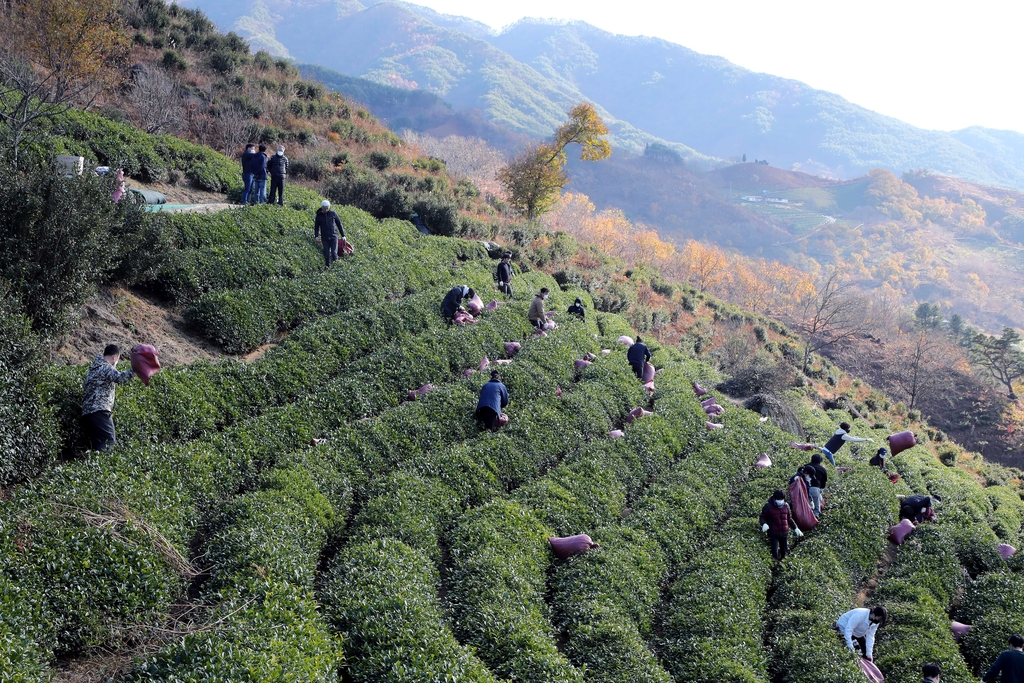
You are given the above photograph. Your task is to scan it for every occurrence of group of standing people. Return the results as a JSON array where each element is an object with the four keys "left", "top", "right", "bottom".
[{"left": 240, "top": 143, "right": 290, "bottom": 206}]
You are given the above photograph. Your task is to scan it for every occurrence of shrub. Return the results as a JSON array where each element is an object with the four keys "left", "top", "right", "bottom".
[
  {"left": 161, "top": 49, "right": 187, "bottom": 71},
  {"left": 321, "top": 539, "right": 497, "bottom": 682}
]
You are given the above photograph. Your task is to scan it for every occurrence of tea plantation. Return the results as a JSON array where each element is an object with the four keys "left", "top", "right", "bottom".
[{"left": 1, "top": 201, "right": 1023, "bottom": 683}]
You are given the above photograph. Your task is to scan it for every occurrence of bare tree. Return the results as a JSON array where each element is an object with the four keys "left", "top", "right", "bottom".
[
  {"left": 971, "top": 327, "right": 1024, "bottom": 400},
  {"left": 127, "top": 64, "right": 184, "bottom": 135},
  {"left": 786, "top": 271, "right": 872, "bottom": 374},
  {"left": 0, "top": 0, "right": 130, "bottom": 166},
  {"left": 405, "top": 132, "right": 506, "bottom": 193},
  {"left": 884, "top": 330, "right": 961, "bottom": 410},
  {"left": 214, "top": 104, "right": 260, "bottom": 157}
]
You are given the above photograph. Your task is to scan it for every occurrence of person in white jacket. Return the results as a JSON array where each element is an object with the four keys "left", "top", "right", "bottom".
[{"left": 836, "top": 606, "right": 887, "bottom": 661}]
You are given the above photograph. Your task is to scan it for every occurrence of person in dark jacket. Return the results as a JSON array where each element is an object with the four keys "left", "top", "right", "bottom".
[
  {"left": 267, "top": 144, "right": 289, "bottom": 206},
  {"left": 313, "top": 200, "right": 345, "bottom": 267},
  {"left": 818, "top": 421, "right": 873, "bottom": 466},
  {"left": 441, "top": 285, "right": 474, "bottom": 321},
  {"left": 869, "top": 447, "right": 888, "bottom": 470},
  {"left": 240, "top": 143, "right": 256, "bottom": 204},
  {"left": 983, "top": 634, "right": 1024, "bottom": 682},
  {"left": 496, "top": 252, "right": 514, "bottom": 297},
  {"left": 760, "top": 489, "right": 802, "bottom": 560},
  {"left": 805, "top": 453, "right": 828, "bottom": 516},
  {"left": 476, "top": 370, "right": 509, "bottom": 431},
  {"left": 251, "top": 144, "right": 269, "bottom": 204},
  {"left": 81, "top": 344, "right": 136, "bottom": 451},
  {"left": 410, "top": 212, "right": 430, "bottom": 235},
  {"left": 899, "top": 494, "right": 934, "bottom": 523},
  {"left": 567, "top": 298, "right": 585, "bottom": 319},
  {"left": 922, "top": 662, "right": 941, "bottom": 683},
  {"left": 627, "top": 336, "right": 651, "bottom": 379}
]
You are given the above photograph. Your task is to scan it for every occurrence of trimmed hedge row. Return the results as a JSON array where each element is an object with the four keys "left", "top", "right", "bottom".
[
  {"left": 661, "top": 518, "right": 773, "bottom": 683},
  {"left": 957, "top": 573, "right": 1024, "bottom": 675},
  {"left": 446, "top": 499, "right": 585, "bottom": 683},
  {"left": 321, "top": 539, "right": 497, "bottom": 683},
  {"left": 0, "top": 442, "right": 231, "bottom": 660},
  {"left": 550, "top": 525, "right": 671, "bottom": 683},
  {"left": 870, "top": 440, "right": 1011, "bottom": 683},
  {"left": 45, "top": 106, "right": 240, "bottom": 192},
  {"left": 765, "top": 465, "right": 897, "bottom": 683}
]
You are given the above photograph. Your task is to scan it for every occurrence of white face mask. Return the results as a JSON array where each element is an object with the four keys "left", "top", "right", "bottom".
[
  {"left": 543, "top": 294, "right": 549, "bottom": 300},
  {"left": 774, "top": 499, "right": 784, "bottom": 507},
  {"left": 277, "top": 151, "right": 283, "bottom": 155}
]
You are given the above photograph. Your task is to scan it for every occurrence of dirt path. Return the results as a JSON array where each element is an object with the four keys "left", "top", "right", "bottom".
[{"left": 855, "top": 543, "right": 898, "bottom": 607}]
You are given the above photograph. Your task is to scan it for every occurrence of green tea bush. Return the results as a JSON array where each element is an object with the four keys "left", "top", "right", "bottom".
[
  {"left": 446, "top": 499, "right": 584, "bottom": 683},
  {"left": 133, "top": 580, "right": 342, "bottom": 683},
  {"left": 550, "top": 525, "right": 671, "bottom": 683},
  {"left": 321, "top": 539, "right": 497, "bottom": 683},
  {"left": 662, "top": 518, "right": 772, "bottom": 683}
]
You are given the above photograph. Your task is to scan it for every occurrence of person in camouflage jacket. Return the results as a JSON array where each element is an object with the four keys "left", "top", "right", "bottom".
[{"left": 81, "top": 343, "right": 135, "bottom": 451}]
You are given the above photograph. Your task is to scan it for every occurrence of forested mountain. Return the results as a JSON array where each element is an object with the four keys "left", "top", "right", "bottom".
[{"left": 189, "top": 0, "right": 1024, "bottom": 190}]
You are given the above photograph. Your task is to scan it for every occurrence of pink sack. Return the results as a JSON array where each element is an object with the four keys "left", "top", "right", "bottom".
[
  {"left": 479, "top": 357, "right": 490, "bottom": 371},
  {"left": 453, "top": 311, "right": 477, "bottom": 325},
  {"left": 548, "top": 534, "right": 600, "bottom": 560},
  {"left": 788, "top": 477, "right": 818, "bottom": 532},
  {"left": 887, "top": 430, "right": 916, "bottom": 456},
  {"left": 618, "top": 336, "right": 634, "bottom": 346},
  {"left": 625, "top": 406, "right": 652, "bottom": 424},
  {"left": 889, "top": 519, "right": 916, "bottom": 545},
  {"left": 693, "top": 382, "right": 709, "bottom": 396},
  {"left": 601, "top": 349, "right": 611, "bottom": 355},
  {"left": 463, "top": 368, "right": 476, "bottom": 378},
  {"left": 608, "top": 429, "right": 624, "bottom": 439},
  {"left": 340, "top": 237, "right": 354, "bottom": 255},
  {"left": 789, "top": 442, "right": 817, "bottom": 452},
  {"left": 406, "top": 383, "right": 433, "bottom": 401},
  {"left": 575, "top": 359, "right": 592, "bottom": 370},
  {"left": 544, "top": 320, "right": 558, "bottom": 330},
  {"left": 756, "top": 453, "right": 772, "bottom": 468},
  {"left": 585, "top": 352, "right": 597, "bottom": 361},
  {"left": 700, "top": 397, "right": 718, "bottom": 407},
  {"left": 111, "top": 169, "right": 126, "bottom": 202},
  {"left": 643, "top": 381, "right": 655, "bottom": 393},
  {"left": 533, "top": 330, "right": 548, "bottom": 338},
  {"left": 556, "top": 387, "right": 563, "bottom": 397},
  {"left": 130, "top": 345, "right": 161, "bottom": 386},
  {"left": 705, "top": 405, "right": 724, "bottom": 416},
  {"left": 951, "top": 621, "right": 972, "bottom": 642},
  {"left": 706, "top": 421, "right": 724, "bottom": 430},
  {"left": 998, "top": 543, "right": 1017, "bottom": 560},
  {"left": 642, "top": 362, "right": 656, "bottom": 383},
  {"left": 504, "top": 342, "right": 521, "bottom": 356},
  {"left": 857, "top": 658, "right": 884, "bottom": 683},
  {"left": 923, "top": 508, "right": 936, "bottom": 522},
  {"left": 889, "top": 473, "right": 900, "bottom": 483},
  {"left": 466, "top": 294, "right": 484, "bottom": 315},
  {"left": 486, "top": 300, "right": 504, "bottom": 311},
  {"left": 497, "top": 413, "right": 509, "bottom": 428}
]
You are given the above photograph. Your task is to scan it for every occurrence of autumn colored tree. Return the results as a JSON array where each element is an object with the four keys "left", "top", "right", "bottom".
[
  {"left": 0, "top": 0, "right": 130, "bottom": 165},
  {"left": 971, "top": 327, "right": 1024, "bottom": 400},
  {"left": 499, "top": 103, "right": 610, "bottom": 219},
  {"left": 680, "top": 240, "right": 729, "bottom": 293}
]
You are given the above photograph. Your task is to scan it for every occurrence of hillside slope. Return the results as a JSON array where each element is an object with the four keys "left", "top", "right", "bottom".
[
  {"left": 3, "top": 194, "right": 1023, "bottom": 683},
  {"left": 193, "top": 0, "right": 1024, "bottom": 189}
]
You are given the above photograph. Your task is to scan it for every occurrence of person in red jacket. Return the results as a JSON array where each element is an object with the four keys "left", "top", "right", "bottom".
[{"left": 759, "top": 489, "right": 803, "bottom": 560}]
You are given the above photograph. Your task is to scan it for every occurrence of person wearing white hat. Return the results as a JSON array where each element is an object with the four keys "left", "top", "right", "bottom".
[{"left": 314, "top": 200, "right": 345, "bottom": 267}]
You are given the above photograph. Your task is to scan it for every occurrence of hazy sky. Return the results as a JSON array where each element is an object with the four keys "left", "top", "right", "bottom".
[{"left": 408, "top": 0, "right": 1024, "bottom": 134}]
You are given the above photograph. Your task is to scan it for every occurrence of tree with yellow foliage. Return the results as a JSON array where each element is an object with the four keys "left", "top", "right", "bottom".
[
  {"left": 0, "top": 0, "right": 130, "bottom": 165},
  {"left": 680, "top": 240, "right": 729, "bottom": 293},
  {"left": 499, "top": 103, "right": 611, "bottom": 220}
]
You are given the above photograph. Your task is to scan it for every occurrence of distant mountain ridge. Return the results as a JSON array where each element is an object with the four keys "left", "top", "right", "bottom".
[{"left": 187, "top": 0, "right": 1024, "bottom": 189}]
